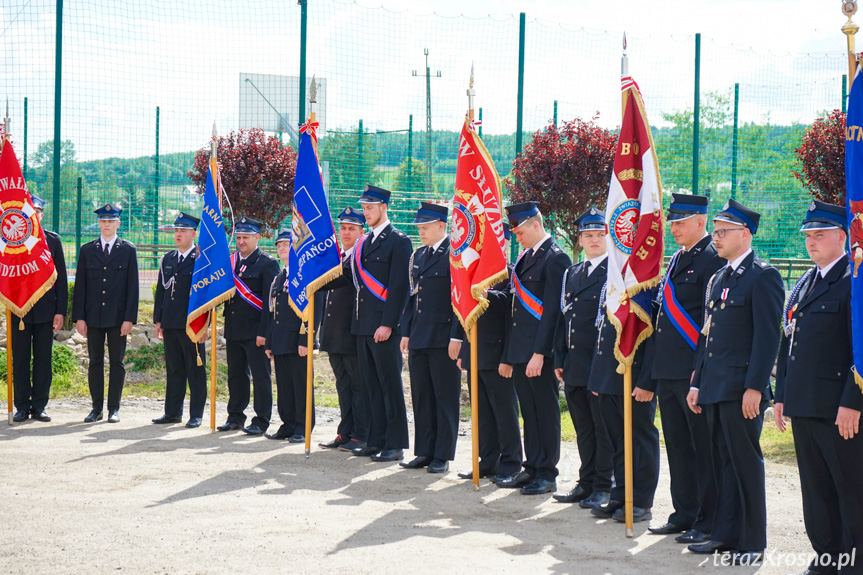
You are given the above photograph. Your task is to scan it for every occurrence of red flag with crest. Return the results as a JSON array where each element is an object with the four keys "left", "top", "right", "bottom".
[
  {"left": 449, "top": 115, "right": 508, "bottom": 331},
  {"left": 0, "top": 138, "right": 57, "bottom": 320}
]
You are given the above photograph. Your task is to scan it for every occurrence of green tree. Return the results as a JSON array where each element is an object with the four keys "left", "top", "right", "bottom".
[
  {"left": 318, "top": 127, "right": 381, "bottom": 195},
  {"left": 393, "top": 157, "right": 432, "bottom": 196},
  {"left": 31, "top": 139, "right": 76, "bottom": 169}
]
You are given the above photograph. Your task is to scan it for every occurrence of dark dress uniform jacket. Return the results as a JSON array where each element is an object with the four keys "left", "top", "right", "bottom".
[
  {"left": 504, "top": 237, "right": 571, "bottom": 364},
  {"left": 651, "top": 236, "right": 725, "bottom": 381},
  {"left": 266, "top": 269, "right": 304, "bottom": 356},
  {"left": 72, "top": 237, "right": 139, "bottom": 327},
  {"left": 691, "top": 252, "right": 784, "bottom": 404},
  {"left": 401, "top": 239, "right": 460, "bottom": 348},
  {"left": 554, "top": 257, "right": 607, "bottom": 388},
  {"left": 24, "top": 231, "right": 67, "bottom": 324},
  {"left": 223, "top": 248, "right": 279, "bottom": 341},
  {"left": 320, "top": 254, "right": 357, "bottom": 356},
  {"left": 153, "top": 249, "right": 197, "bottom": 330},
  {"left": 776, "top": 258, "right": 863, "bottom": 418},
  {"left": 351, "top": 224, "right": 412, "bottom": 336},
  {"left": 458, "top": 269, "right": 513, "bottom": 370}
]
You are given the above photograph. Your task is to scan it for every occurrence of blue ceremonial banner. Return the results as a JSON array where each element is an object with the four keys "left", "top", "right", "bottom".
[
  {"left": 846, "top": 66, "right": 863, "bottom": 391},
  {"left": 288, "top": 131, "right": 341, "bottom": 321},
  {"left": 186, "top": 160, "right": 236, "bottom": 342}
]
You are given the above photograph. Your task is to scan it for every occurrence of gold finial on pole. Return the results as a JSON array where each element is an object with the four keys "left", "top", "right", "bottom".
[
  {"left": 309, "top": 75, "right": 317, "bottom": 123},
  {"left": 843, "top": 1, "right": 860, "bottom": 89},
  {"left": 210, "top": 122, "right": 218, "bottom": 160},
  {"left": 3, "top": 98, "right": 9, "bottom": 139}
]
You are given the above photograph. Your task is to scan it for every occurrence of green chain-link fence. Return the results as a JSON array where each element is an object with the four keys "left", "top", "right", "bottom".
[{"left": 0, "top": 0, "right": 847, "bottom": 280}]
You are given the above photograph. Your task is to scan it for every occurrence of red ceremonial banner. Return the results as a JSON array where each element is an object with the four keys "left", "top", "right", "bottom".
[
  {"left": 0, "top": 138, "right": 58, "bottom": 318},
  {"left": 449, "top": 115, "right": 508, "bottom": 331}
]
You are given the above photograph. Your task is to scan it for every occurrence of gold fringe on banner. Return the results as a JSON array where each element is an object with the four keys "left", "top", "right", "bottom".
[
  {"left": 287, "top": 263, "right": 343, "bottom": 323},
  {"left": 185, "top": 287, "right": 236, "bottom": 342}
]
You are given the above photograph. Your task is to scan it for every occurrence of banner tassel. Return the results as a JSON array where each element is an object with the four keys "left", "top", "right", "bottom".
[{"left": 18, "top": 318, "right": 23, "bottom": 331}]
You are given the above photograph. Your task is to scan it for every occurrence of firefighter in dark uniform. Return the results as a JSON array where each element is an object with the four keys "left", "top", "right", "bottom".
[
  {"left": 218, "top": 217, "right": 280, "bottom": 435},
  {"left": 686, "top": 199, "right": 784, "bottom": 565},
  {"left": 152, "top": 212, "right": 206, "bottom": 428},
  {"left": 318, "top": 207, "right": 368, "bottom": 452},
  {"left": 349, "top": 185, "right": 412, "bottom": 462},
  {"left": 264, "top": 228, "right": 322, "bottom": 442},
  {"left": 73, "top": 203, "right": 139, "bottom": 423},
  {"left": 775, "top": 201, "right": 863, "bottom": 575},
  {"left": 11, "top": 196, "right": 67, "bottom": 423},
  {"left": 587, "top": 271, "right": 660, "bottom": 523},
  {"left": 497, "top": 201, "right": 571, "bottom": 495},
  {"left": 551, "top": 208, "right": 614, "bottom": 509},
  {"left": 399, "top": 202, "right": 462, "bottom": 474},
  {"left": 646, "top": 194, "right": 724, "bottom": 543},
  {"left": 456, "top": 223, "right": 523, "bottom": 483}
]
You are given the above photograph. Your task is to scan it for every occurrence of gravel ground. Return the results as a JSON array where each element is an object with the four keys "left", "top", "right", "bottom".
[{"left": 0, "top": 397, "right": 814, "bottom": 575}]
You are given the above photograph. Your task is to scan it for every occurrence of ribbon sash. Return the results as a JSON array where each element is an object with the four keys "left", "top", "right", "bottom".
[
  {"left": 230, "top": 253, "right": 263, "bottom": 311},
  {"left": 512, "top": 250, "right": 543, "bottom": 320},
  {"left": 354, "top": 234, "right": 388, "bottom": 302},
  {"left": 661, "top": 275, "right": 700, "bottom": 350}
]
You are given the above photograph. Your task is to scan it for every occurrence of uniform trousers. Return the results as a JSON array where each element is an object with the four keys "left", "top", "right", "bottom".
[
  {"left": 273, "top": 353, "right": 314, "bottom": 437},
  {"left": 87, "top": 325, "right": 127, "bottom": 412},
  {"left": 512, "top": 360, "right": 560, "bottom": 481},
  {"left": 11, "top": 321, "right": 54, "bottom": 414},
  {"left": 409, "top": 347, "right": 461, "bottom": 461},
  {"left": 564, "top": 385, "right": 613, "bottom": 493},
  {"left": 162, "top": 328, "right": 206, "bottom": 419},
  {"left": 225, "top": 338, "right": 272, "bottom": 429},
  {"left": 357, "top": 335, "right": 409, "bottom": 450},
  {"left": 329, "top": 352, "right": 367, "bottom": 442}
]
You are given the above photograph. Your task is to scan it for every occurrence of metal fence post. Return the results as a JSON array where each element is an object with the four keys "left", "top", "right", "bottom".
[
  {"left": 553, "top": 100, "right": 558, "bottom": 127},
  {"left": 407, "top": 114, "right": 413, "bottom": 194},
  {"left": 731, "top": 83, "right": 739, "bottom": 199},
  {"left": 478, "top": 107, "right": 483, "bottom": 138},
  {"left": 75, "top": 177, "right": 82, "bottom": 254},
  {"left": 692, "top": 33, "right": 701, "bottom": 197},
  {"left": 154, "top": 106, "right": 160, "bottom": 248},
  {"left": 52, "top": 0, "right": 64, "bottom": 233},
  {"left": 23, "top": 97, "right": 28, "bottom": 180},
  {"left": 843, "top": 74, "right": 848, "bottom": 114},
  {"left": 357, "top": 119, "right": 364, "bottom": 187},
  {"left": 515, "top": 13, "right": 526, "bottom": 157}
]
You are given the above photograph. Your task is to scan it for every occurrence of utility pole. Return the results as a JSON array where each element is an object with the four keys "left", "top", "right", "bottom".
[{"left": 413, "top": 49, "right": 440, "bottom": 195}]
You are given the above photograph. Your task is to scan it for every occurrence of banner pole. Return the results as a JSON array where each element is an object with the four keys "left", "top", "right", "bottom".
[
  {"left": 209, "top": 309, "right": 216, "bottom": 432},
  {"left": 470, "top": 327, "right": 480, "bottom": 490},
  {"left": 624, "top": 365, "right": 634, "bottom": 537},
  {"left": 6, "top": 308, "right": 12, "bottom": 425},
  {"left": 304, "top": 295, "right": 314, "bottom": 458}
]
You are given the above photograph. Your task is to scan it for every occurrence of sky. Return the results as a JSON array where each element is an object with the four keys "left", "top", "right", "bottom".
[{"left": 0, "top": 0, "right": 856, "bottom": 162}]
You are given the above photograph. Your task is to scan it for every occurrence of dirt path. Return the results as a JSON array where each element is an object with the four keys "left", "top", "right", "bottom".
[{"left": 1, "top": 398, "right": 812, "bottom": 574}]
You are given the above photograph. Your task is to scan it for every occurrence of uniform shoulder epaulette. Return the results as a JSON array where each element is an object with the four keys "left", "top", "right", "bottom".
[
  {"left": 123, "top": 239, "right": 138, "bottom": 249},
  {"left": 44, "top": 230, "right": 59, "bottom": 240},
  {"left": 394, "top": 229, "right": 408, "bottom": 238},
  {"left": 260, "top": 251, "right": 277, "bottom": 261},
  {"left": 550, "top": 244, "right": 563, "bottom": 254}
]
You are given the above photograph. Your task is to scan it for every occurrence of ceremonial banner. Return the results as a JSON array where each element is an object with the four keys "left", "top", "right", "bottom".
[
  {"left": 288, "top": 130, "right": 341, "bottom": 321},
  {"left": 845, "top": 65, "right": 863, "bottom": 390},
  {"left": 186, "top": 161, "right": 235, "bottom": 342},
  {"left": 449, "top": 115, "right": 508, "bottom": 330},
  {"left": 604, "top": 76, "right": 664, "bottom": 369},
  {"left": 0, "top": 138, "right": 57, "bottom": 318}
]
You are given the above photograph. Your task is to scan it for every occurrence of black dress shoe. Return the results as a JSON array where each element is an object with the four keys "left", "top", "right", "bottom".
[
  {"left": 31, "top": 410, "right": 51, "bottom": 422},
  {"left": 12, "top": 410, "right": 28, "bottom": 422},
  {"left": 591, "top": 499, "right": 624, "bottom": 518},
  {"left": 579, "top": 490, "right": 610, "bottom": 509},
  {"left": 319, "top": 434, "right": 350, "bottom": 449},
  {"left": 242, "top": 424, "right": 265, "bottom": 435},
  {"left": 152, "top": 414, "right": 182, "bottom": 424},
  {"left": 288, "top": 434, "right": 305, "bottom": 443},
  {"left": 613, "top": 506, "right": 652, "bottom": 523},
  {"left": 553, "top": 485, "right": 590, "bottom": 503},
  {"left": 488, "top": 474, "right": 511, "bottom": 484},
  {"left": 687, "top": 540, "right": 736, "bottom": 555},
  {"left": 371, "top": 448, "right": 404, "bottom": 462},
  {"left": 217, "top": 421, "right": 242, "bottom": 432},
  {"left": 675, "top": 529, "right": 710, "bottom": 544},
  {"left": 496, "top": 470, "right": 534, "bottom": 489},
  {"left": 107, "top": 410, "right": 120, "bottom": 423},
  {"left": 84, "top": 409, "right": 103, "bottom": 423},
  {"left": 427, "top": 459, "right": 449, "bottom": 473},
  {"left": 400, "top": 456, "right": 432, "bottom": 469},
  {"left": 339, "top": 438, "right": 362, "bottom": 452},
  {"left": 185, "top": 418, "right": 202, "bottom": 428},
  {"left": 648, "top": 522, "right": 688, "bottom": 535},
  {"left": 521, "top": 478, "right": 556, "bottom": 495},
  {"left": 266, "top": 431, "right": 290, "bottom": 440},
  {"left": 457, "top": 470, "right": 496, "bottom": 480},
  {"left": 730, "top": 551, "right": 763, "bottom": 566},
  {"left": 352, "top": 445, "right": 381, "bottom": 457}
]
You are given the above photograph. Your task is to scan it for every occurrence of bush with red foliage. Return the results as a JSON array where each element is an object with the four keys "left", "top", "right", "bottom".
[
  {"left": 793, "top": 109, "right": 846, "bottom": 205},
  {"left": 505, "top": 116, "right": 617, "bottom": 252},
  {"left": 189, "top": 128, "right": 297, "bottom": 235}
]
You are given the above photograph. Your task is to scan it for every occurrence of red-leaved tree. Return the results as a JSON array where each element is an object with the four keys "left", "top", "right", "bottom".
[
  {"left": 793, "top": 109, "right": 846, "bottom": 205},
  {"left": 189, "top": 128, "right": 297, "bottom": 234},
  {"left": 505, "top": 116, "right": 617, "bottom": 252}
]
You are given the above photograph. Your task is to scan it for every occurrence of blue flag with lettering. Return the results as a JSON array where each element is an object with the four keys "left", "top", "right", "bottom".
[
  {"left": 846, "top": 66, "right": 863, "bottom": 392},
  {"left": 288, "top": 131, "right": 341, "bottom": 321},
  {"left": 186, "top": 161, "right": 236, "bottom": 342}
]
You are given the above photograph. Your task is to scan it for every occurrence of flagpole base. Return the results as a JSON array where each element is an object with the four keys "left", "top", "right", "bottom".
[
  {"left": 626, "top": 528, "right": 633, "bottom": 538},
  {"left": 8, "top": 413, "right": 12, "bottom": 425},
  {"left": 474, "top": 484, "right": 479, "bottom": 492},
  {"left": 305, "top": 449, "right": 310, "bottom": 458}
]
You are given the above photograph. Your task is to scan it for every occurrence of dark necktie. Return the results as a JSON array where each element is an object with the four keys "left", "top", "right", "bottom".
[
  {"left": 103, "top": 242, "right": 110, "bottom": 257},
  {"left": 805, "top": 271, "right": 822, "bottom": 299},
  {"left": 581, "top": 260, "right": 592, "bottom": 285},
  {"left": 178, "top": 254, "right": 184, "bottom": 265},
  {"left": 235, "top": 256, "right": 243, "bottom": 273},
  {"left": 720, "top": 265, "right": 734, "bottom": 289}
]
